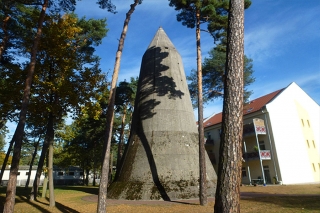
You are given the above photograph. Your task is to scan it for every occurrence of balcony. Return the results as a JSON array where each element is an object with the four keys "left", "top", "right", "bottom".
[
  {"left": 243, "top": 150, "right": 271, "bottom": 161},
  {"left": 243, "top": 118, "right": 267, "bottom": 137}
]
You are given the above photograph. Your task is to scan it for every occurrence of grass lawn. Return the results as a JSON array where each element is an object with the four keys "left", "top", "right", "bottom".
[{"left": 0, "top": 184, "right": 319, "bottom": 212}]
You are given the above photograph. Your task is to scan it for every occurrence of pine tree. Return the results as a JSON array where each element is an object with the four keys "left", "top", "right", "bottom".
[{"left": 214, "top": 0, "right": 245, "bottom": 212}]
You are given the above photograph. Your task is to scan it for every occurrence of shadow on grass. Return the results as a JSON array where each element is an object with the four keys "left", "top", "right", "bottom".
[
  {"left": 54, "top": 185, "right": 99, "bottom": 195},
  {"left": 43, "top": 197, "right": 80, "bottom": 213},
  {"left": 0, "top": 188, "right": 51, "bottom": 213},
  {"left": 0, "top": 186, "right": 86, "bottom": 212},
  {"left": 242, "top": 195, "right": 320, "bottom": 211}
]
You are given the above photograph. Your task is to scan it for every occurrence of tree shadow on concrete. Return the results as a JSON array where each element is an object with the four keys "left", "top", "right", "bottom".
[{"left": 114, "top": 46, "right": 186, "bottom": 201}]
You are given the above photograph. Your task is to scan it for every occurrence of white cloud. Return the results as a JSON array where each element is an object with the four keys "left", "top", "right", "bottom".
[{"left": 244, "top": 3, "right": 320, "bottom": 62}]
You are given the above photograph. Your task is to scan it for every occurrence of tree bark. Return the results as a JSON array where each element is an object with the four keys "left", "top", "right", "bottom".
[
  {"left": 3, "top": 1, "right": 48, "bottom": 212},
  {"left": 97, "top": 1, "right": 140, "bottom": 212},
  {"left": 214, "top": 0, "right": 244, "bottom": 212},
  {"left": 47, "top": 115, "right": 55, "bottom": 207},
  {"left": 25, "top": 135, "right": 40, "bottom": 189},
  {"left": 41, "top": 177, "right": 48, "bottom": 198},
  {"left": 30, "top": 117, "right": 51, "bottom": 200},
  {"left": 196, "top": 7, "right": 207, "bottom": 206}
]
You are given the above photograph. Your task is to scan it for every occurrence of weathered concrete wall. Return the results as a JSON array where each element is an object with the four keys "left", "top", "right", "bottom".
[{"left": 108, "top": 27, "right": 217, "bottom": 200}]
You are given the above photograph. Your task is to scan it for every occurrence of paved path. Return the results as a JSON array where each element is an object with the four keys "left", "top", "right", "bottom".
[
  {"left": 82, "top": 195, "right": 215, "bottom": 206},
  {"left": 82, "top": 192, "right": 320, "bottom": 206}
]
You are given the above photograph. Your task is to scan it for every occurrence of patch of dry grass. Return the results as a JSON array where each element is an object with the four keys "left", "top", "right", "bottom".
[{"left": 0, "top": 184, "right": 319, "bottom": 212}]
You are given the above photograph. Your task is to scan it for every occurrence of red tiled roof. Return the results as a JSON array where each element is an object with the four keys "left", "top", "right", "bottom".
[{"left": 203, "top": 89, "right": 284, "bottom": 128}]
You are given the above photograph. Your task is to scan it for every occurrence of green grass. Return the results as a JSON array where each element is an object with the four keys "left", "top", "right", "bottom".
[{"left": 0, "top": 184, "right": 319, "bottom": 212}]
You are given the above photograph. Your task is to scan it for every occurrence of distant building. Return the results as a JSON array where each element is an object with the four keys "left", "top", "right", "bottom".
[
  {"left": 204, "top": 82, "right": 320, "bottom": 185},
  {"left": 1, "top": 165, "right": 45, "bottom": 186},
  {"left": 53, "top": 166, "right": 84, "bottom": 185},
  {"left": 1, "top": 165, "right": 85, "bottom": 186}
]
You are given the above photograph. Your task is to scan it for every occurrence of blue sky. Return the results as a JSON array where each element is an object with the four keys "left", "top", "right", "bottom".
[
  {"left": 4, "top": 0, "right": 320, "bottom": 144},
  {"left": 75, "top": 0, "right": 320, "bottom": 119}
]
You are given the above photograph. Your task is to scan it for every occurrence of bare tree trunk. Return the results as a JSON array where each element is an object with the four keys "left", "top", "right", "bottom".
[
  {"left": 25, "top": 135, "right": 41, "bottom": 189},
  {"left": 196, "top": 8, "right": 207, "bottom": 206},
  {"left": 97, "top": 1, "right": 140, "bottom": 212},
  {"left": 93, "top": 144, "right": 97, "bottom": 186},
  {"left": 47, "top": 119, "right": 55, "bottom": 207},
  {"left": 86, "top": 169, "right": 89, "bottom": 186},
  {"left": 0, "top": 135, "right": 15, "bottom": 183},
  {"left": 93, "top": 168, "right": 96, "bottom": 186},
  {"left": 41, "top": 177, "right": 48, "bottom": 197},
  {"left": 116, "top": 107, "right": 126, "bottom": 173},
  {"left": 30, "top": 117, "right": 51, "bottom": 200},
  {"left": 109, "top": 152, "right": 113, "bottom": 184},
  {"left": 214, "top": 0, "right": 244, "bottom": 212},
  {"left": 3, "top": 1, "right": 48, "bottom": 212},
  {"left": 43, "top": 112, "right": 55, "bottom": 206}
]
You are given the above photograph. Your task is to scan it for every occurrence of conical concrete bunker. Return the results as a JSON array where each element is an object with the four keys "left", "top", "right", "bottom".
[{"left": 108, "top": 27, "right": 217, "bottom": 200}]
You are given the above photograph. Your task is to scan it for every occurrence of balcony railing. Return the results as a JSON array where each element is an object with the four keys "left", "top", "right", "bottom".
[{"left": 243, "top": 150, "right": 271, "bottom": 161}]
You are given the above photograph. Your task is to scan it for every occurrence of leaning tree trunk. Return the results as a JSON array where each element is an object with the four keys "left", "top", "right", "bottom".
[
  {"left": 3, "top": 1, "right": 48, "bottom": 212},
  {"left": 30, "top": 117, "right": 51, "bottom": 200},
  {"left": 0, "top": 135, "right": 15, "bottom": 183},
  {"left": 25, "top": 135, "right": 41, "bottom": 189},
  {"left": 97, "top": 1, "right": 140, "bottom": 212},
  {"left": 196, "top": 7, "right": 207, "bottom": 206},
  {"left": 214, "top": 0, "right": 244, "bottom": 212}
]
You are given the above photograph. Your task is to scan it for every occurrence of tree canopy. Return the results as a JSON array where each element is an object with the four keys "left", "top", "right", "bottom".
[{"left": 188, "top": 44, "right": 255, "bottom": 107}]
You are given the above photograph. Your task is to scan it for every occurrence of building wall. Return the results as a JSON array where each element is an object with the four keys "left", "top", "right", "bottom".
[
  {"left": 295, "top": 100, "right": 319, "bottom": 181},
  {"left": 1, "top": 169, "right": 45, "bottom": 186},
  {"left": 204, "top": 83, "right": 319, "bottom": 185},
  {"left": 205, "top": 111, "right": 280, "bottom": 185},
  {"left": 266, "top": 82, "right": 320, "bottom": 184},
  {"left": 204, "top": 125, "right": 221, "bottom": 173}
]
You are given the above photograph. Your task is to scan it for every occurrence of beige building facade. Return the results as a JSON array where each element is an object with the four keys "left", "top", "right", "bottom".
[{"left": 204, "top": 82, "right": 320, "bottom": 185}]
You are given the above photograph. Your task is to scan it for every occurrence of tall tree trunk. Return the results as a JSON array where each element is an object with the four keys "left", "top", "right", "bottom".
[
  {"left": 25, "top": 135, "right": 41, "bottom": 189},
  {"left": 93, "top": 168, "right": 96, "bottom": 186},
  {"left": 3, "top": 1, "right": 48, "bottom": 212},
  {"left": 0, "top": 135, "right": 15, "bottom": 183},
  {"left": 30, "top": 117, "right": 51, "bottom": 200},
  {"left": 47, "top": 114, "right": 55, "bottom": 207},
  {"left": 97, "top": 1, "right": 140, "bottom": 212},
  {"left": 93, "top": 143, "right": 97, "bottom": 186},
  {"left": 214, "top": 0, "right": 244, "bottom": 212},
  {"left": 109, "top": 152, "right": 113, "bottom": 184},
  {"left": 196, "top": 7, "right": 207, "bottom": 206},
  {"left": 86, "top": 169, "right": 89, "bottom": 186}
]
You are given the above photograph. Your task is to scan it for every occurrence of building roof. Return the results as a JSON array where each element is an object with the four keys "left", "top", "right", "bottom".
[{"left": 203, "top": 88, "right": 284, "bottom": 128}]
